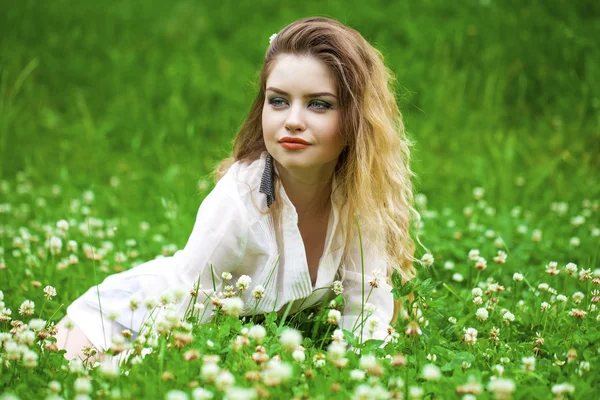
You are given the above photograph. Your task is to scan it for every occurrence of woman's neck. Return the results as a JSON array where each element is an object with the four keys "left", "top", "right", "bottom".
[{"left": 275, "top": 160, "right": 334, "bottom": 220}]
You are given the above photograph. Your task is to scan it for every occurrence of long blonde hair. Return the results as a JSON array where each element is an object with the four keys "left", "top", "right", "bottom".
[{"left": 215, "top": 16, "right": 419, "bottom": 324}]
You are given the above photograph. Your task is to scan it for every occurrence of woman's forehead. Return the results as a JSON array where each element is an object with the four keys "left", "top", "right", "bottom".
[{"left": 266, "top": 54, "right": 337, "bottom": 95}]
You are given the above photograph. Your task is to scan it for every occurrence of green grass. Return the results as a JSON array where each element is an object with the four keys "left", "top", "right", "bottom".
[{"left": 0, "top": 0, "right": 599, "bottom": 399}]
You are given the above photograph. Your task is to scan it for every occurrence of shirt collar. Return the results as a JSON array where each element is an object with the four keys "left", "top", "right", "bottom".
[{"left": 259, "top": 152, "right": 340, "bottom": 210}]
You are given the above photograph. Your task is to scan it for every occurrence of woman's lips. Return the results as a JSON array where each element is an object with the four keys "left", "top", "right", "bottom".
[{"left": 280, "top": 142, "right": 310, "bottom": 150}]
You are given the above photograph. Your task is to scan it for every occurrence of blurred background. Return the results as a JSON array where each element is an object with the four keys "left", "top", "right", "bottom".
[{"left": 1, "top": 0, "right": 598, "bottom": 241}]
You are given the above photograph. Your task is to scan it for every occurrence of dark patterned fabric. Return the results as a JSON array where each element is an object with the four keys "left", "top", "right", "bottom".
[{"left": 259, "top": 152, "right": 275, "bottom": 208}]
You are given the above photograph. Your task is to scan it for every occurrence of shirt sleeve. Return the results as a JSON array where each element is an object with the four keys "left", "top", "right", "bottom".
[
  {"left": 339, "top": 236, "right": 394, "bottom": 346},
  {"left": 66, "top": 171, "right": 249, "bottom": 351}
]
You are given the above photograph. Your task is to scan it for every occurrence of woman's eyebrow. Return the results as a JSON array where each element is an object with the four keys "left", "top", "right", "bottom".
[{"left": 266, "top": 86, "right": 338, "bottom": 99}]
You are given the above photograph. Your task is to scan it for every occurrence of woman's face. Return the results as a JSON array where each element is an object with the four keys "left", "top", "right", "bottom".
[{"left": 262, "top": 54, "right": 344, "bottom": 177}]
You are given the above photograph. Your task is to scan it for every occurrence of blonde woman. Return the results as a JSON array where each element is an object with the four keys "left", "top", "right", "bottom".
[{"left": 56, "top": 16, "right": 419, "bottom": 361}]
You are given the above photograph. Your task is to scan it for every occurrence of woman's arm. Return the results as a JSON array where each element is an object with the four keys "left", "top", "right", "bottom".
[{"left": 62, "top": 171, "right": 249, "bottom": 355}]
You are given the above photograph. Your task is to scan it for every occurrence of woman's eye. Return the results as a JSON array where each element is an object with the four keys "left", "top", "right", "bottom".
[
  {"left": 268, "top": 97, "right": 332, "bottom": 111},
  {"left": 310, "top": 100, "right": 331, "bottom": 111},
  {"left": 268, "top": 98, "right": 287, "bottom": 108}
]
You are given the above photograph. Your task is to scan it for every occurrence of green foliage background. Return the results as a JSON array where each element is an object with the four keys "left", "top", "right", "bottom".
[
  {"left": 1, "top": 0, "right": 599, "bottom": 238},
  {"left": 1, "top": 2, "right": 600, "bottom": 398}
]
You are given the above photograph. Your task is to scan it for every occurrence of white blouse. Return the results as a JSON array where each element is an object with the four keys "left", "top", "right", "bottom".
[{"left": 67, "top": 151, "right": 394, "bottom": 351}]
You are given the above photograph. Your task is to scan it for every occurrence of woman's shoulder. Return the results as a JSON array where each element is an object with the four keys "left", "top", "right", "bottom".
[{"left": 217, "top": 151, "right": 270, "bottom": 215}]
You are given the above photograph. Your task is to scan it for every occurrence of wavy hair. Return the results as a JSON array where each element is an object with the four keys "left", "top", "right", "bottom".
[{"left": 215, "top": 16, "right": 420, "bottom": 324}]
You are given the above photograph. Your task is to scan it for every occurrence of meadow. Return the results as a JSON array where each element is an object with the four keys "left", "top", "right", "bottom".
[{"left": 0, "top": 0, "right": 599, "bottom": 398}]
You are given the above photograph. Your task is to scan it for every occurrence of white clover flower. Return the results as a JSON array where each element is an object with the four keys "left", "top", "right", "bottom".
[
  {"left": 280, "top": 328, "right": 302, "bottom": 351},
  {"left": 502, "top": 311, "right": 515, "bottom": 324},
  {"left": 565, "top": 262, "right": 578, "bottom": 275},
  {"left": 493, "top": 364, "right": 505, "bottom": 376},
  {"left": 201, "top": 363, "right": 220, "bottom": 382},
  {"left": 236, "top": 275, "right": 251, "bottom": 290},
  {"left": 144, "top": 296, "right": 159, "bottom": 310},
  {"left": 475, "top": 257, "right": 487, "bottom": 270},
  {"left": 448, "top": 316, "right": 457, "bottom": 324},
  {"left": 494, "top": 237, "right": 505, "bottom": 248},
  {"left": 221, "top": 272, "right": 232, "bottom": 281},
  {"left": 463, "top": 327, "right": 478, "bottom": 344},
  {"left": 23, "top": 349, "right": 38, "bottom": 367},
  {"left": 330, "top": 329, "right": 344, "bottom": 343},
  {"left": 538, "top": 283, "right": 549, "bottom": 291},
  {"left": 69, "top": 359, "right": 84, "bottom": 374},
  {"left": 487, "top": 378, "right": 516, "bottom": 399},
  {"left": 191, "top": 387, "right": 214, "bottom": 400},
  {"left": 540, "top": 302, "right": 550, "bottom": 312},
  {"left": 44, "top": 285, "right": 57, "bottom": 300},
  {"left": 444, "top": 260, "right": 455, "bottom": 270},
  {"left": 522, "top": 356, "right": 535, "bottom": 372},
  {"left": 106, "top": 308, "right": 120, "bottom": 321},
  {"left": 350, "top": 369, "right": 365, "bottom": 381},
  {"left": 292, "top": 348, "right": 306, "bottom": 363},
  {"left": 56, "top": 219, "right": 69, "bottom": 231},
  {"left": 468, "top": 249, "right": 480, "bottom": 261},
  {"left": 327, "top": 341, "right": 347, "bottom": 361},
  {"left": 513, "top": 273, "right": 524, "bottom": 281},
  {"left": 28, "top": 318, "right": 46, "bottom": 331},
  {"left": 171, "top": 287, "right": 186, "bottom": 303},
  {"left": 248, "top": 324, "right": 266, "bottom": 343},
  {"left": 421, "top": 253, "right": 434, "bottom": 267},
  {"left": 215, "top": 370, "right": 235, "bottom": 391},
  {"left": 0, "top": 307, "right": 10, "bottom": 322},
  {"left": 221, "top": 297, "right": 244, "bottom": 317},
  {"left": 452, "top": 273, "right": 464, "bottom": 282},
  {"left": 422, "top": 364, "right": 441, "bottom": 381},
  {"left": 570, "top": 237, "right": 580, "bottom": 247},
  {"left": 331, "top": 280, "right": 344, "bottom": 295},
  {"left": 166, "top": 390, "right": 188, "bottom": 400},
  {"left": 408, "top": 386, "right": 424, "bottom": 400},
  {"left": 493, "top": 250, "right": 507, "bottom": 264},
  {"left": 18, "top": 330, "right": 36, "bottom": 346},
  {"left": 48, "top": 381, "right": 61, "bottom": 393},
  {"left": 579, "top": 268, "right": 592, "bottom": 281},
  {"left": 366, "top": 315, "right": 380, "bottom": 334},
  {"left": 252, "top": 285, "right": 265, "bottom": 300},
  {"left": 18, "top": 300, "right": 35, "bottom": 316},
  {"left": 114, "top": 251, "right": 127, "bottom": 264},
  {"left": 551, "top": 383, "right": 575, "bottom": 397},
  {"left": 476, "top": 308, "right": 489, "bottom": 321},
  {"left": 359, "top": 354, "right": 378, "bottom": 371},
  {"left": 572, "top": 292, "right": 584, "bottom": 304},
  {"left": 473, "top": 187, "right": 485, "bottom": 200},
  {"left": 263, "top": 359, "right": 292, "bottom": 386},
  {"left": 128, "top": 294, "right": 141, "bottom": 311},
  {"left": 473, "top": 296, "right": 483, "bottom": 305},
  {"left": 364, "top": 302, "right": 377, "bottom": 315},
  {"left": 224, "top": 387, "right": 257, "bottom": 400},
  {"left": 557, "top": 294, "right": 567, "bottom": 303},
  {"left": 74, "top": 377, "right": 92, "bottom": 394},
  {"left": 472, "top": 288, "right": 483, "bottom": 297},
  {"left": 327, "top": 309, "right": 341, "bottom": 326},
  {"left": 268, "top": 33, "right": 277, "bottom": 44},
  {"left": 427, "top": 353, "right": 437, "bottom": 362}
]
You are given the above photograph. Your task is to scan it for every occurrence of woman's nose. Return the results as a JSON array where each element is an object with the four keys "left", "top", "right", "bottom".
[{"left": 284, "top": 103, "right": 306, "bottom": 131}]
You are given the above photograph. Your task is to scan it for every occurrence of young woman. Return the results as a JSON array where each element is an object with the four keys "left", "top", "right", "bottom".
[{"left": 56, "top": 16, "right": 419, "bottom": 360}]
